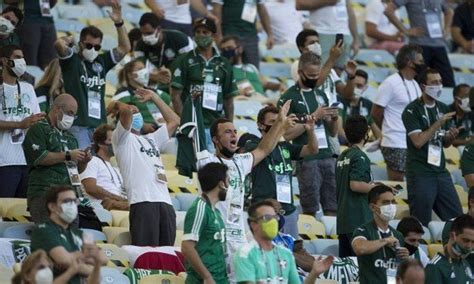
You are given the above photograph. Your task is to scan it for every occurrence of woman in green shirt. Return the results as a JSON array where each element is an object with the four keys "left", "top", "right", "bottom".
[{"left": 35, "top": 59, "right": 64, "bottom": 113}]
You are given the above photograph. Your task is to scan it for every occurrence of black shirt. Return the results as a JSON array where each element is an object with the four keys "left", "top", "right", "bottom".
[{"left": 452, "top": 2, "right": 474, "bottom": 41}]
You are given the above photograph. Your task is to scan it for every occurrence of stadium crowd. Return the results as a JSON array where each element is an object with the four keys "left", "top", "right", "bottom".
[{"left": 1, "top": 0, "right": 474, "bottom": 283}]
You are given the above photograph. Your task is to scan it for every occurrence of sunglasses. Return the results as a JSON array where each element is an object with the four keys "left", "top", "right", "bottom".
[{"left": 83, "top": 43, "right": 101, "bottom": 51}]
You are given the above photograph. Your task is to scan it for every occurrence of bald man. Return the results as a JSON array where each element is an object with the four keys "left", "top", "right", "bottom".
[
  {"left": 23, "top": 94, "right": 92, "bottom": 223},
  {"left": 396, "top": 259, "right": 425, "bottom": 284}
]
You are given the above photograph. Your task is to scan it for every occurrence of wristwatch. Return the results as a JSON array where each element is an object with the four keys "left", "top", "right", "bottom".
[
  {"left": 348, "top": 75, "right": 356, "bottom": 80},
  {"left": 114, "top": 21, "right": 124, "bottom": 28},
  {"left": 65, "top": 150, "right": 71, "bottom": 161}
]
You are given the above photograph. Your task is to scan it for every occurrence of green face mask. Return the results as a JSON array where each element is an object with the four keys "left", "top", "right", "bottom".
[
  {"left": 453, "top": 242, "right": 473, "bottom": 258},
  {"left": 261, "top": 219, "right": 278, "bottom": 240},
  {"left": 195, "top": 35, "right": 213, "bottom": 48}
]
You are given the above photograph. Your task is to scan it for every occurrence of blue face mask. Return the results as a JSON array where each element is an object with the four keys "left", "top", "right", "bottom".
[{"left": 131, "top": 113, "right": 144, "bottom": 132}]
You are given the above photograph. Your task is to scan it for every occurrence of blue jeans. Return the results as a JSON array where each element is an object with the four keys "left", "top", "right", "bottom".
[
  {"left": 0, "top": 165, "right": 28, "bottom": 197},
  {"left": 407, "top": 174, "right": 463, "bottom": 226},
  {"left": 204, "top": 128, "right": 215, "bottom": 152},
  {"left": 69, "top": 126, "right": 95, "bottom": 149}
]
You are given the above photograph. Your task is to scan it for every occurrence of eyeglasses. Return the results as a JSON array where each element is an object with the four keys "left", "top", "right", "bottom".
[
  {"left": 83, "top": 43, "right": 101, "bottom": 51},
  {"left": 61, "top": 198, "right": 80, "bottom": 205},
  {"left": 254, "top": 214, "right": 280, "bottom": 222}
]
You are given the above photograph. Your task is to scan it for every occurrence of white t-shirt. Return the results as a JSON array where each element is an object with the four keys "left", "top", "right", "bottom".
[
  {"left": 309, "top": 0, "right": 350, "bottom": 35},
  {"left": 0, "top": 82, "right": 40, "bottom": 166},
  {"left": 374, "top": 72, "right": 421, "bottom": 148},
  {"left": 364, "top": 0, "right": 400, "bottom": 46},
  {"left": 151, "top": 0, "right": 191, "bottom": 24},
  {"left": 196, "top": 152, "right": 254, "bottom": 252},
  {"left": 80, "top": 156, "right": 125, "bottom": 200},
  {"left": 112, "top": 121, "right": 171, "bottom": 205},
  {"left": 265, "top": 0, "right": 305, "bottom": 44}
]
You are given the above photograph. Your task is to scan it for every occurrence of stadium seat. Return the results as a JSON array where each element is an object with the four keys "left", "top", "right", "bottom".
[
  {"left": 371, "top": 165, "right": 388, "bottom": 181},
  {"left": 0, "top": 221, "right": 24, "bottom": 237},
  {"left": 25, "top": 65, "right": 44, "bottom": 83},
  {"left": 81, "top": 228, "right": 107, "bottom": 243},
  {"left": 140, "top": 274, "right": 185, "bottom": 284},
  {"left": 106, "top": 69, "right": 119, "bottom": 87},
  {"left": 234, "top": 100, "right": 264, "bottom": 117},
  {"left": 313, "top": 239, "right": 339, "bottom": 256},
  {"left": 102, "top": 34, "right": 118, "bottom": 51},
  {"left": 259, "top": 63, "right": 292, "bottom": 79},
  {"left": 388, "top": 219, "right": 400, "bottom": 228},
  {"left": 0, "top": 198, "right": 26, "bottom": 217},
  {"left": 298, "top": 214, "right": 326, "bottom": 240},
  {"left": 4, "top": 203, "right": 31, "bottom": 222},
  {"left": 161, "top": 154, "right": 177, "bottom": 170},
  {"left": 3, "top": 223, "right": 35, "bottom": 240},
  {"left": 451, "top": 169, "right": 468, "bottom": 191},
  {"left": 94, "top": 207, "right": 113, "bottom": 226},
  {"left": 455, "top": 185, "right": 468, "bottom": 207},
  {"left": 455, "top": 73, "right": 474, "bottom": 85},
  {"left": 54, "top": 18, "right": 86, "bottom": 33},
  {"left": 176, "top": 211, "right": 186, "bottom": 231},
  {"left": 103, "top": 226, "right": 129, "bottom": 243},
  {"left": 99, "top": 267, "right": 130, "bottom": 284},
  {"left": 358, "top": 66, "right": 393, "bottom": 84},
  {"left": 97, "top": 243, "right": 130, "bottom": 268},
  {"left": 175, "top": 194, "right": 198, "bottom": 211},
  {"left": 428, "top": 221, "right": 446, "bottom": 243},
  {"left": 427, "top": 244, "right": 443, "bottom": 258},
  {"left": 121, "top": 6, "right": 143, "bottom": 25},
  {"left": 171, "top": 196, "right": 181, "bottom": 211},
  {"left": 0, "top": 267, "right": 14, "bottom": 284},
  {"left": 421, "top": 225, "right": 432, "bottom": 244},
  {"left": 119, "top": 217, "right": 130, "bottom": 228},
  {"left": 260, "top": 42, "right": 300, "bottom": 60},
  {"left": 166, "top": 172, "right": 199, "bottom": 194},
  {"left": 355, "top": 49, "right": 395, "bottom": 68},
  {"left": 234, "top": 119, "right": 261, "bottom": 137},
  {"left": 111, "top": 210, "right": 129, "bottom": 227},
  {"left": 320, "top": 216, "right": 337, "bottom": 237},
  {"left": 395, "top": 204, "right": 410, "bottom": 220},
  {"left": 113, "top": 231, "right": 131, "bottom": 247},
  {"left": 448, "top": 54, "right": 474, "bottom": 72},
  {"left": 444, "top": 146, "right": 460, "bottom": 166},
  {"left": 438, "top": 87, "right": 454, "bottom": 105}
]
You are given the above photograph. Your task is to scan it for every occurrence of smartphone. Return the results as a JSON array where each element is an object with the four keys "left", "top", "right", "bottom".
[
  {"left": 335, "top": 33, "right": 344, "bottom": 45},
  {"left": 295, "top": 114, "right": 307, "bottom": 124},
  {"left": 330, "top": 102, "right": 341, "bottom": 108}
]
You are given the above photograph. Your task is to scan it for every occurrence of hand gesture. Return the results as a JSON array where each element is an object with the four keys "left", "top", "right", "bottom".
[
  {"left": 20, "top": 113, "right": 46, "bottom": 129},
  {"left": 304, "top": 114, "right": 317, "bottom": 130},
  {"left": 266, "top": 36, "right": 274, "bottom": 50},
  {"left": 279, "top": 100, "right": 297, "bottom": 129},
  {"left": 437, "top": 111, "right": 456, "bottom": 126},
  {"left": 445, "top": 127, "right": 460, "bottom": 141},
  {"left": 345, "top": 60, "right": 358, "bottom": 77},
  {"left": 205, "top": 13, "right": 219, "bottom": 26},
  {"left": 407, "top": 27, "right": 425, "bottom": 37},
  {"left": 329, "top": 40, "right": 344, "bottom": 61},
  {"left": 397, "top": 247, "right": 410, "bottom": 260},
  {"left": 135, "top": 88, "right": 156, "bottom": 103},
  {"left": 384, "top": 236, "right": 400, "bottom": 248},
  {"left": 153, "top": 67, "right": 171, "bottom": 85},
  {"left": 107, "top": 0, "right": 123, "bottom": 24},
  {"left": 70, "top": 149, "right": 86, "bottom": 162},
  {"left": 311, "top": 106, "right": 328, "bottom": 121},
  {"left": 311, "top": 255, "right": 334, "bottom": 276}
]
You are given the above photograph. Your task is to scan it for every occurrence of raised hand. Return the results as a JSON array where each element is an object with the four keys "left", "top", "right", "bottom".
[
  {"left": 135, "top": 88, "right": 156, "bottom": 103},
  {"left": 311, "top": 255, "right": 334, "bottom": 276},
  {"left": 107, "top": 0, "right": 123, "bottom": 24}
]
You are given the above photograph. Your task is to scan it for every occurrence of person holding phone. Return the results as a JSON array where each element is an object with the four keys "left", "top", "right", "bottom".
[{"left": 401, "top": 68, "right": 463, "bottom": 226}]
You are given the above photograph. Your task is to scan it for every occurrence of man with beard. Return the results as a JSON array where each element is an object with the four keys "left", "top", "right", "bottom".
[{"left": 182, "top": 162, "right": 229, "bottom": 284}]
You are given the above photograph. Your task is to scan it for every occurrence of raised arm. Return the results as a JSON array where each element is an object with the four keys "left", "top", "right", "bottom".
[
  {"left": 316, "top": 42, "right": 343, "bottom": 88},
  {"left": 212, "top": 3, "right": 223, "bottom": 41},
  {"left": 106, "top": 101, "right": 134, "bottom": 130},
  {"left": 108, "top": 0, "right": 131, "bottom": 60},
  {"left": 54, "top": 36, "right": 75, "bottom": 58}
]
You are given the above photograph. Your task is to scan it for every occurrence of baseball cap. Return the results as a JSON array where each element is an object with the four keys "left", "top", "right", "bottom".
[{"left": 193, "top": 17, "right": 217, "bottom": 34}]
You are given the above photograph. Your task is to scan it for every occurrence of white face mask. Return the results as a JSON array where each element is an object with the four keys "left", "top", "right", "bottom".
[
  {"left": 0, "top": 16, "right": 15, "bottom": 36},
  {"left": 35, "top": 267, "right": 54, "bottom": 284},
  {"left": 82, "top": 47, "right": 99, "bottom": 62},
  {"left": 10, "top": 58, "right": 26, "bottom": 77},
  {"left": 142, "top": 30, "right": 160, "bottom": 46},
  {"left": 353, "top": 87, "right": 365, "bottom": 98},
  {"left": 424, "top": 84, "right": 443, "bottom": 100},
  {"left": 59, "top": 202, "right": 78, "bottom": 224},
  {"left": 133, "top": 68, "right": 150, "bottom": 87},
  {"left": 307, "top": 42, "right": 322, "bottom": 57},
  {"left": 57, "top": 111, "right": 75, "bottom": 130},
  {"left": 459, "top": 97, "right": 471, "bottom": 113},
  {"left": 379, "top": 204, "right": 397, "bottom": 222}
]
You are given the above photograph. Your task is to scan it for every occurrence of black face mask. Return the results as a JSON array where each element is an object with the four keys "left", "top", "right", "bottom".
[
  {"left": 218, "top": 186, "right": 227, "bottom": 201},
  {"left": 301, "top": 73, "right": 317, "bottom": 89},
  {"left": 222, "top": 49, "right": 236, "bottom": 60},
  {"left": 405, "top": 242, "right": 418, "bottom": 255},
  {"left": 220, "top": 145, "right": 235, "bottom": 159}
]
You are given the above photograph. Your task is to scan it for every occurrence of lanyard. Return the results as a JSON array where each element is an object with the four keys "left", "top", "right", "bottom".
[
  {"left": 377, "top": 228, "right": 394, "bottom": 261},
  {"left": 299, "top": 88, "right": 319, "bottom": 114},
  {"left": 261, "top": 247, "right": 284, "bottom": 283},
  {"left": 421, "top": 0, "right": 439, "bottom": 13},
  {"left": 97, "top": 156, "right": 123, "bottom": 188},
  {"left": 217, "top": 156, "right": 242, "bottom": 191},
  {"left": 399, "top": 73, "right": 419, "bottom": 102},
  {"left": 270, "top": 145, "right": 288, "bottom": 174},
  {"left": 423, "top": 102, "right": 440, "bottom": 127},
  {"left": 1, "top": 82, "right": 22, "bottom": 115},
  {"left": 135, "top": 135, "right": 160, "bottom": 157},
  {"left": 158, "top": 43, "right": 165, "bottom": 68}
]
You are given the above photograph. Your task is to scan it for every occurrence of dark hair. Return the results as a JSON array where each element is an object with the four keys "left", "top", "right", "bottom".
[
  {"left": 257, "top": 105, "right": 279, "bottom": 125},
  {"left": 344, "top": 115, "right": 368, "bottom": 144},
  {"left": 298, "top": 52, "right": 321, "bottom": 70},
  {"left": 92, "top": 124, "right": 113, "bottom": 153},
  {"left": 395, "top": 44, "right": 423, "bottom": 70},
  {"left": 396, "top": 259, "right": 424, "bottom": 280},
  {"left": 210, "top": 118, "right": 232, "bottom": 139},
  {"left": 396, "top": 216, "right": 425, "bottom": 237},
  {"left": 355, "top": 69, "right": 369, "bottom": 84},
  {"left": 248, "top": 199, "right": 277, "bottom": 221},
  {"left": 469, "top": 187, "right": 474, "bottom": 209},
  {"left": 417, "top": 68, "right": 440, "bottom": 85},
  {"left": 80, "top": 26, "right": 103, "bottom": 41},
  {"left": 368, "top": 184, "right": 394, "bottom": 204},
  {"left": 139, "top": 12, "right": 160, "bottom": 28},
  {"left": 45, "top": 185, "right": 75, "bottom": 214},
  {"left": 2, "top": 6, "right": 23, "bottom": 27},
  {"left": 128, "top": 28, "right": 142, "bottom": 47},
  {"left": 0, "top": 44, "right": 21, "bottom": 59},
  {"left": 451, "top": 214, "right": 474, "bottom": 235},
  {"left": 221, "top": 35, "right": 241, "bottom": 47},
  {"left": 453, "top": 83, "right": 470, "bottom": 99},
  {"left": 296, "top": 29, "right": 319, "bottom": 50},
  {"left": 198, "top": 163, "right": 228, "bottom": 193}
]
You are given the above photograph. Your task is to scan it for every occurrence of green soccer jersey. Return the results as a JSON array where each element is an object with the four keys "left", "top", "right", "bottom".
[
  {"left": 278, "top": 84, "right": 333, "bottom": 160},
  {"left": 0, "top": 33, "right": 20, "bottom": 48},
  {"left": 31, "top": 220, "right": 83, "bottom": 284},
  {"left": 450, "top": 104, "right": 473, "bottom": 141},
  {"left": 352, "top": 221, "right": 405, "bottom": 284},
  {"left": 22, "top": 119, "right": 79, "bottom": 199},
  {"left": 402, "top": 99, "right": 451, "bottom": 176},
  {"left": 183, "top": 197, "right": 227, "bottom": 284},
  {"left": 171, "top": 48, "right": 238, "bottom": 128},
  {"left": 60, "top": 49, "right": 118, "bottom": 128},
  {"left": 122, "top": 268, "right": 174, "bottom": 284},
  {"left": 213, "top": 0, "right": 262, "bottom": 37},
  {"left": 135, "top": 29, "right": 193, "bottom": 69},
  {"left": 461, "top": 144, "right": 474, "bottom": 176},
  {"left": 339, "top": 97, "right": 374, "bottom": 127},
  {"left": 336, "top": 146, "right": 373, "bottom": 235},
  {"left": 233, "top": 64, "right": 264, "bottom": 95},
  {"left": 245, "top": 140, "right": 302, "bottom": 215},
  {"left": 112, "top": 87, "right": 171, "bottom": 124},
  {"left": 425, "top": 253, "right": 474, "bottom": 284},
  {"left": 233, "top": 241, "right": 300, "bottom": 283},
  {"left": 441, "top": 219, "right": 474, "bottom": 268}
]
